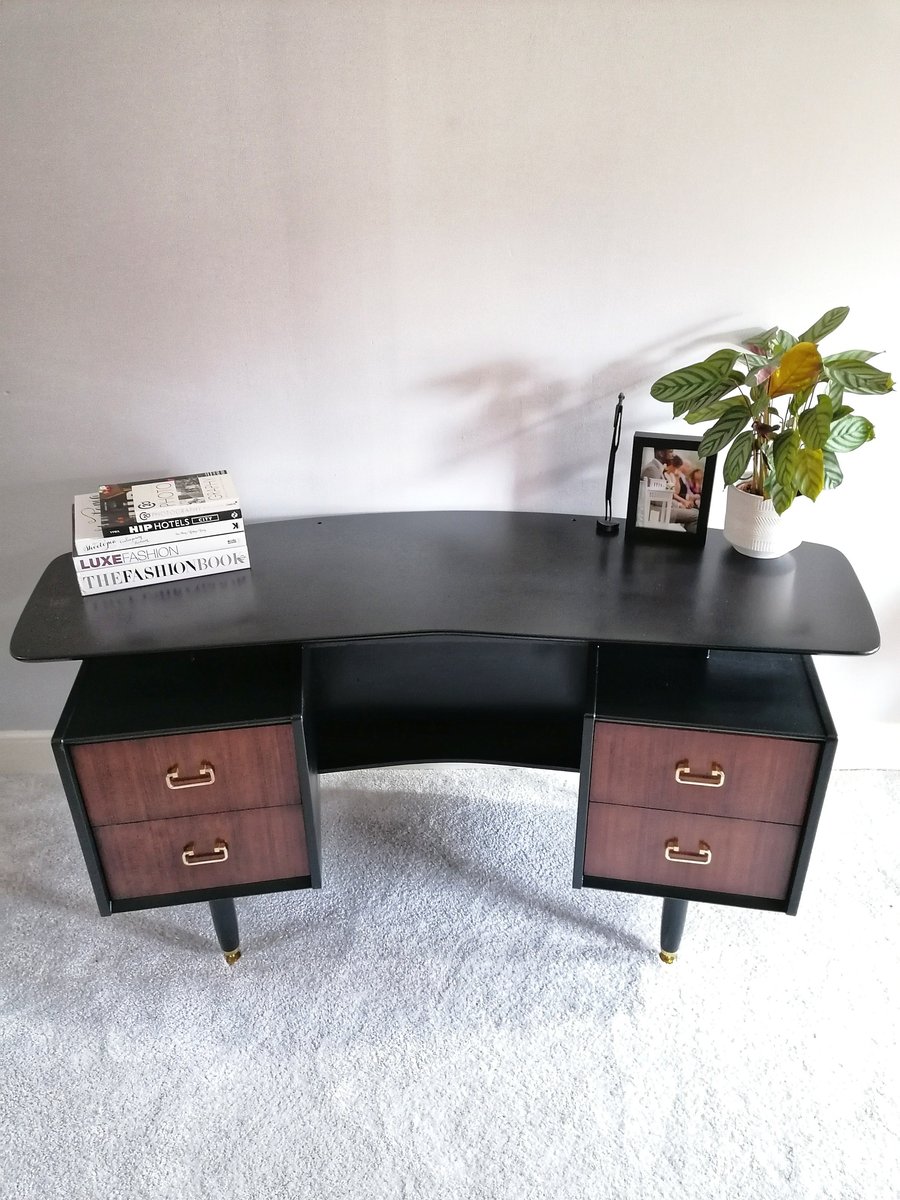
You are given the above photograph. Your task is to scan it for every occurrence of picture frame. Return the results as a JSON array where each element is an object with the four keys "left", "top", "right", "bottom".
[{"left": 624, "top": 432, "right": 716, "bottom": 547}]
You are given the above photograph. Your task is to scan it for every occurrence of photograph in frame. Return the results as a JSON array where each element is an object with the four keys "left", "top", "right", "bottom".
[{"left": 624, "top": 432, "right": 716, "bottom": 547}]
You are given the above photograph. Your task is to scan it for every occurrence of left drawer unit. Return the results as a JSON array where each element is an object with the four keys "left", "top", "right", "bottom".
[{"left": 52, "top": 644, "right": 319, "bottom": 914}]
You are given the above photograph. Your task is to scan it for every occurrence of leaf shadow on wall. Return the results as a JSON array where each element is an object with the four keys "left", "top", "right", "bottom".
[{"left": 419, "top": 355, "right": 664, "bottom": 515}]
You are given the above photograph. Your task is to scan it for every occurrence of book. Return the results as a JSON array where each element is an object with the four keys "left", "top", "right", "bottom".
[
  {"left": 97, "top": 470, "right": 240, "bottom": 532},
  {"left": 74, "top": 545, "right": 251, "bottom": 595},
  {"left": 73, "top": 494, "right": 245, "bottom": 554},
  {"left": 96, "top": 507, "right": 243, "bottom": 539},
  {"left": 73, "top": 531, "right": 247, "bottom": 574}
]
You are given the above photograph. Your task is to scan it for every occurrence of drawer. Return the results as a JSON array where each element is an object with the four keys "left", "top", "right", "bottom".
[
  {"left": 590, "top": 722, "right": 819, "bottom": 824},
  {"left": 93, "top": 805, "right": 310, "bottom": 900},
  {"left": 584, "top": 802, "right": 800, "bottom": 901},
  {"left": 71, "top": 724, "right": 302, "bottom": 825}
]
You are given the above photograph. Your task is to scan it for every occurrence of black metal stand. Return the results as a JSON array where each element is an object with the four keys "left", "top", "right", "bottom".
[
  {"left": 209, "top": 898, "right": 241, "bottom": 964},
  {"left": 659, "top": 898, "right": 688, "bottom": 964}
]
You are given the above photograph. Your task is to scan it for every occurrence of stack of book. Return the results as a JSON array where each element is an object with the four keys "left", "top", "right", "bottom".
[{"left": 71, "top": 470, "right": 250, "bottom": 595}]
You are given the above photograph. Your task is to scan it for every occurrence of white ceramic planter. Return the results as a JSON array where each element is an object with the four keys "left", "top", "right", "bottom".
[{"left": 723, "top": 484, "right": 805, "bottom": 559}]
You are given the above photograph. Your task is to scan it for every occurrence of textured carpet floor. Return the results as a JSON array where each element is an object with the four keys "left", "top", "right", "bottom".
[{"left": 1, "top": 765, "right": 898, "bottom": 1199}]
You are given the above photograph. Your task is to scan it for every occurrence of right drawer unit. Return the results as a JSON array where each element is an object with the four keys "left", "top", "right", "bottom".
[{"left": 577, "top": 648, "right": 837, "bottom": 913}]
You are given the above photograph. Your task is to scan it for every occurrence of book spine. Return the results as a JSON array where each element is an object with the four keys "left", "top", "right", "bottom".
[
  {"left": 97, "top": 508, "right": 243, "bottom": 539},
  {"left": 75, "top": 548, "right": 252, "bottom": 595},
  {"left": 100, "top": 498, "right": 242, "bottom": 533},
  {"left": 73, "top": 497, "right": 245, "bottom": 553},
  {"left": 73, "top": 532, "right": 247, "bottom": 574}
]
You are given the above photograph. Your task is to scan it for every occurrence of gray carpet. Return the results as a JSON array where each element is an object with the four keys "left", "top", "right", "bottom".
[{"left": 1, "top": 765, "right": 898, "bottom": 1199}]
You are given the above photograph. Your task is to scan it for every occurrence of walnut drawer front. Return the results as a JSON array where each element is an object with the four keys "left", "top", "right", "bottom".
[
  {"left": 71, "top": 724, "right": 301, "bottom": 825},
  {"left": 93, "top": 805, "right": 310, "bottom": 900},
  {"left": 584, "top": 802, "right": 800, "bottom": 900},
  {"left": 590, "top": 722, "right": 820, "bottom": 824}
]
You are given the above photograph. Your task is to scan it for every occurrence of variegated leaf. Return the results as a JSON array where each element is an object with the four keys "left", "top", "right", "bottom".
[
  {"left": 793, "top": 447, "right": 825, "bottom": 501},
  {"left": 768, "top": 476, "right": 796, "bottom": 515},
  {"left": 744, "top": 327, "right": 778, "bottom": 355},
  {"left": 650, "top": 358, "right": 737, "bottom": 404},
  {"left": 683, "top": 397, "right": 741, "bottom": 425},
  {"left": 771, "top": 329, "right": 798, "bottom": 355},
  {"left": 826, "top": 362, "right": 894, "bottom": 394},
  {"left": 797, "top": 397, "right": 832, "bottom": 449},
  {"left": 773, "top": 428, "right": 800, "bottom": 494},
  {"left": 822, "top": 449, "right": 844, "bottom": 489},
  {"left": 822, "top": 349, "right": 879, "bottom": 365},
  {"left": 825, "top": 414, "right": 875, "bottom": 452},
  {"left": 723, "top": 430, "right": 753, "bottom": 484},
  {"left": 797, "top": 306, "right": 850, "bottom": 344},
  {"left": 697, "top": 405, "right": 751, "bottom": 458}
]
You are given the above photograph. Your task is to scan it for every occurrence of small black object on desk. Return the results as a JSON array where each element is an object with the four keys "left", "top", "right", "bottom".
[{"left": 596, "top": 391, "right": 624, "bottom": 536}]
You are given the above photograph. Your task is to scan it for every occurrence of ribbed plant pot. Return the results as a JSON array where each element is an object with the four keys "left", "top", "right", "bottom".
[{"left": 723, "top": 484, "right": 805, "bottom": 559}]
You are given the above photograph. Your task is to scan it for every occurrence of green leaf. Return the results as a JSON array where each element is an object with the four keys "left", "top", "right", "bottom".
[
  {"left": 794, "top": 447, "right": 825, "bottom": 501},
  {"left": 822, "top": 449, "right": 844, "bottom": 489},
  {"left": 797, "top": 306, "right": 850, "bottom": 344},
  {"left": 788, "top": 385, "right": 814, "bottom": 417},
  {"left": 744, "top": 327, "right": 779, "bottom": 355},
  {"left": 704, "top": 349, "right": 741, "bottom": 370},
  {"left": 697, "top": 405, "right": 751, "bottom": 458},
  {"left": 650, "top": 357, "right": 739, "bottom": 405},
  {"left": 773, "top": 428, "right": 800, "bottom": 495},
  {"left": 740, "top": 351, "right": 768, "bottom": 369},
  {"left": 771, "top": 329, "right": 798, "bottom": 355},
  {"left": 797, "top": 396, "right": 832, "bottom": 450},
  {"left": 822, "top": 349, "right": 880, "bottom": 365},
  {"left": 826, "top": 362, "right": 894, "bottom": 394},
  {"left": 682, "top": 397, "right": 743, "bottom": 425},
  {"left": 768, "top": 476, "right": 795, "bottom": 514},
  {"left": 826, "top": 414, "right": 875, "bottom": 452},
  {"left": 723, "top": 430, "right": 753, "bottom": 484}
]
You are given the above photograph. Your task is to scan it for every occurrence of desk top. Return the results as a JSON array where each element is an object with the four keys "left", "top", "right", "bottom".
[{"left": 9, "top": 510, "right": 880, "bottom": 662}]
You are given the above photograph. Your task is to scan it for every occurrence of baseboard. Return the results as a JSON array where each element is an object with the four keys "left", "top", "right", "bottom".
[
  {"left": 0, "top": 732, "right": 55, "bottom": 774},
  {"left": 1, "top": 725, "right": 898, "bottom": 776}
]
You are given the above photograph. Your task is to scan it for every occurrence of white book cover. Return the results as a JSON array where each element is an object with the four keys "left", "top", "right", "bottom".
[
  {"left": 73, "top": 495, "right": 245, "bottom": 553},
  {"left": 97, "top": 470, "right": 240, "bottom": 530},
  {"left": 73, "top": 531, "right": 247, "bottom": 573},
  {"left": 75, "top": 546, "right": 251, "bottom": 595}
]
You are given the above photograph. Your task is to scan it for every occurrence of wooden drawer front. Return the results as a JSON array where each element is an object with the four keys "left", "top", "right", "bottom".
[
  {"left": 584, "top": 802, "right": 800, "bottom": 900},
  {"left": 93, "top": 805, "right": 309, "bottom": 900},
  {"left": 72, "top": 724, "right": 301, "bottom": 825},
  {"left": 590, "top": 722, "right": 819, "bottom": 824}
]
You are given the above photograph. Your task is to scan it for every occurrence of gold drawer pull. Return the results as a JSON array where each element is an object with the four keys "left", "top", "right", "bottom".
[
  {"left": 674, "top": 760, "right": 724, "bottom": 788},
  {"left": 182, "top": 839, "right": 229, "bottom": 866},
  {"left": 664, "top": 838, "right": 712, "bottom": 866},
  {"left": 166, "top": 761, "right": 216, "bottom": 790}
]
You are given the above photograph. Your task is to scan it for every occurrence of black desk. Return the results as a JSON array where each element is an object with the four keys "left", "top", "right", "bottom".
[{"left": 10, "top": 512, "right": 879, "bottom": 965}]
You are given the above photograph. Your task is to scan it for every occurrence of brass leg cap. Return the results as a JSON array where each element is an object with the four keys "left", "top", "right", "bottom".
[
  {"left": 224, "top": 948, "right": 242, "bottom": 965},
  {"left": 659, "top": 950, "right": 677, "bottom": 965}
]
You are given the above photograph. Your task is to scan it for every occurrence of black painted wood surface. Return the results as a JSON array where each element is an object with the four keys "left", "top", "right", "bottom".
[{"left": 10, "top": 511, "right": 880, "bottom": 662}]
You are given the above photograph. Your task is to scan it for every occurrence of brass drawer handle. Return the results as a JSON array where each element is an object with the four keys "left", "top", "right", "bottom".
[
  {"left": 182, "top": 839, "right": 229, "bottom": 866},
  {"left": 166, "top": 760, "right": 216, "bottom": 790},
  {"left": 664, "top": 838, "right": 712, "bottom": 866},
  {"left": 674, "top": 760, "right": 724, "bottom": 788}
]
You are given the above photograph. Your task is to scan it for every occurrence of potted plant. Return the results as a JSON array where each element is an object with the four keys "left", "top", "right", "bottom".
[{"left": 649, "top": 306, "right": 894, "bottom": 557}]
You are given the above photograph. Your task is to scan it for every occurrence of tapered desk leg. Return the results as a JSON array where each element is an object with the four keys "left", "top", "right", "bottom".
[
  {"left": 209, "top": 898, "right": 241, "bottom": 964},
  {"left": 659, "top": 898, "right": 688, "bottom": 964}
]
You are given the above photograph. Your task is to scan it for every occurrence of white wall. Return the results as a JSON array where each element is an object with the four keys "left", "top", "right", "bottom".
[{"left": 2, "top": 1, "right": 899, "bottom": 761}]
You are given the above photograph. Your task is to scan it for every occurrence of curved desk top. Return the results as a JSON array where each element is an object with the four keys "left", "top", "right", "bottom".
[{"left": 10, "top": 510, "right": 880, "bottom": 662}]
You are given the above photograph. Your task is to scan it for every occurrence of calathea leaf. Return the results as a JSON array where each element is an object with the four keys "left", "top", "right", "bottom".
[
  {"left": 793, "top": 447, "right": 825, "bottom": 501},
  {"left": 650, "top": 356, "right": 739, "bottom": 404},
  {"left": 773, "top": 428, "right": 800, "bottom": 494},
  {"left": 697, "top": 405, "right": 751, "bottom": 457},
  {"left": 822, "top": 449, "right": 843, "bottom": 489},
  {"left": 683, "top": 397, "right": 742, "bottom": 425},
  {"left": 826, "top": 362, "right": 894, "bottom": 394},
  {"left": 768, "top": 476, "right": 795, "bottom": 514},
  {"left": 797, "top": 395, "right": 832, "bottom": 449},
  {"left": 744, "top": 327, "right": 779, "bottom": 355},
  {"left": 826, "top": 414, "right": 875, "bottom": 452},
  {"left": 797, "top": 306, "right": 850, "bottom": 344},
  {"left": 822, "top": 349, "right": 880, "bottom": 365},
  {"left": 771, "top": 329, "right": 798, "bottom": 355},
  {"left": 723, "top": 430, "right": 753, "bottom": 484}
]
